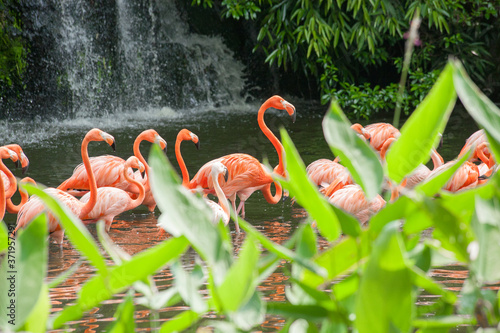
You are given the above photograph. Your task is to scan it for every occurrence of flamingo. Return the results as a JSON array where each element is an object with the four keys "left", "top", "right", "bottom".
[
  {"left": 57, "top": 129, "right": 166, "bottom": 195},
  {"left": 14, "top": 128, "right": 116, "bottom": 243},
  {"left": 80, "top": 156, "right": 145, "bottom": 231},
  {"left": 188, "top": 96, "right": 296, "bottom": 229},
  {"left": 204, "top": 162, "right": 230, "bottom": 226},
  {"left": 1, "top": 144, "right": 29, "bottom": 213},
  {"left": 427, "top": 160, "right": 480, "bottom": 192},
  {"left": 326, "top": 178, "right": 386, "bottom": 225},
  {"left": 350, "top": 122, "right": 400, "bottom": 152},
  {"left": 0, "top": 147, "right": 20, "bottom": 221},
  {"left": 458, "top": 129, "right": 494, "bottom": 165},
  {"left": 306, "top": 159, "right": 353, "bottom": 188}
]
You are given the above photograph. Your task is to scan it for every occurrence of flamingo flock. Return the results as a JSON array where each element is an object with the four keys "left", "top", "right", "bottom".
[{"left": 3, "top": 95, "right": 497, "bottom": 243}]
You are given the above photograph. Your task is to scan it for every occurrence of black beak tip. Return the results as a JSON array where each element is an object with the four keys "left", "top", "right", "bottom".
[
  {"left": 291, "top": 111, "right": 296, "bottom": 123},
  {"left": 111, "top": 142, "right": 116, "bottom": 152},
  {"left": 22, "top": 165, "right": 29, "bottom": 175},
  {"left": 141, "top": 170, "right": 146, "bottom": 179},
  {"left": 162, "top": 147, "right": 167, "bottom": 155},
  {"left": 224, "top": 169, "right": 229, "bottom": 183},
  {"left": 14, "top": 160, "right": 19, "bottom": 169},
  {"left": 195, "top": 141, "right": 200, "bottom": 150}
]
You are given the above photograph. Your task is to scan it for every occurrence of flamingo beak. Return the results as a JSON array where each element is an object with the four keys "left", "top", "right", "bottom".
[
  {"left": 291, "top": 110, "right": 296, "bottom": 123},
  {"left": 14, "top": 160, "right": 20, "bottom": 169},
  {"left": 224, "top": 167, "right": 229, "bottom": 182},
  {"left": 22, "top": 164, "right": 29, "bottom": 175},
  {"left": 195, "top": 141, "right": 200, "bottom": 150},
  {"left": 110, "top": 141, "right": 116, "bottom": 152}
]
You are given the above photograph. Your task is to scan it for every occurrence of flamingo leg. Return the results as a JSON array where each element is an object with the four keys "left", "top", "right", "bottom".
[{"left": 51, "top": 230, "right": 64, "bottom": 245}]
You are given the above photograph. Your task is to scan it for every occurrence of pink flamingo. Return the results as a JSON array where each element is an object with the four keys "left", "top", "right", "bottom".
[
  {"left": 188, "top": 96, "right": 296, "bottom": 230},
  {"left": 459, "top": 129, "right": 495, "bottom": 166},
  {"left": 1, "top": 144, "right": 29, "bottom": 213},
  {"left": 80, "top": 156, "right": 145, "bottom": 231},
  {"left": 427, "top": 160, "right": 480, "bottom": 192},
  {"left": 0, "top": 147, "right": 20, "bottom": 221},
  {"left": 306, "top": 159, "right": 353, "bottom": 189},
  {"left": 57, "top": 129, "right": 166, "bottom": 195},
  {"left": 14, "top": 129, "right": 116, "bottom": 243},
  {"left": 204, "top": 162, "right": 230, "bottom": 226},
  {"left": 326, "top": 178, "right": 386, "bottom": 225}
]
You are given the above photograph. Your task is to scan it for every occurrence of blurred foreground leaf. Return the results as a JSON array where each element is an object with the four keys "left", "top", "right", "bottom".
[{"left": 323, "top": 101, "right": 384, "bottom": 199}]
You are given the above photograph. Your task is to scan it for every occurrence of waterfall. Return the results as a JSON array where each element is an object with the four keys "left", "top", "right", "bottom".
[{"left": 26, "top": 0, "right": 246, "bottom": 118}]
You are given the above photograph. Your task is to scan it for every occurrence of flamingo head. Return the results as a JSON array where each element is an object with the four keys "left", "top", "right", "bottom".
[
  {"left": 137, "top": 129, "right": 167, "bottom": 153},
  {"left": 0, "top": 147, "right": 18, "bottom": 164},
  {"left": 126, "top": 156, "right": 145, "bottom": 174},
  {"left": 87, "top": 128, "right": 116, "bottom": 151},
  {"left": 3, "top": 144, "right": 29, "bottom": 174},
  {"left": 211, "top": 161, "right": 228, "bottom": 183},
  {"left": 268, "top": 95, "right": 296, "bottom": 123},
  {"left": 178, "top": 129, "right": 200, "bottom": 150},
  {"left": 351, "top": 123, "right": 370, "bottom": 142}
]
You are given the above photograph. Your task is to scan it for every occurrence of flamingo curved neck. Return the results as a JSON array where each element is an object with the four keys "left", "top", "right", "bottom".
[
  {"left": 430, "top": 149, "right": 444, "bottom": 170},
  {"left": 0, "top": 161, "right": 7, "bottom": 221},
  {"left": 124, "top": 165, "right": 146, "bottom": 208},
  {"left": 258, "top": 102, "right": 285, "bottom": 176},
  {"left": 6, "top": 177, "right": 35, "bottom": 214},
  {"left": 261, "top": 180, "right": 283, "bottom": 204},
  {"left": 79, "top": 137, "right": 98, "bottom": 219},
  {"left": 176, "top": 138, "right": 190, "bottom": 186},
  {"left": 133, "top": 135, "right": 151, "bottom": 191},
  {"left": 213, "top": 173, "right": 230, "bottom": 217}
]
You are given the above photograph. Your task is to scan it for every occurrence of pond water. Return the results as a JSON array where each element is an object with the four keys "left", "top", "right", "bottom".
[{"left": 1, "top": 100, "right": 486, "bottom": 331}]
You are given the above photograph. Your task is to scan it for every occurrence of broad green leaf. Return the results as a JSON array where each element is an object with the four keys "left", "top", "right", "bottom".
[
  {"left": 452, "top": 59, "right": 500, "bottom": 161},
  {"left": 217, "top": 235, "right": 260, "bottom": 312},
  {"left": 428, "top": 200, "right": 472, "bottom": 263},
  {"left": 387, "top": 63, "right": 456, "bottom": 183},
  {"left": 149, "top": 144, "right": 233, "bottom": 285},
  {"left": 279, "top": 129, "right": 341, "bottom": 241},
  {"left": 21, "top": 183, "right": 108, "bottom": 276},
  {"left": 229, "top": 291, "right": 266, "bottom": 331},
  {"left": 470, "top": 196, "right": 500, "bottom": 283},
  {"left": 369, "top": 196, "right": 419, "bottom": 234},
  {"left": 105, "top": 290, "right": 135, "bottom": 333},
  {"left": 52, "top": 236, "right": 189, "bottom": 329},
  {"left": 323, "top": 101, "right": 383, "bottom": 199},
  {"left": 412, "top": 315, "right": 475, "bottom": 328},
  {"left": 172, "top": 261, "right": 207, "bottom": 314},
  {"left": 301, "top": 235, "right": 369, "bottom": 289},
  {"left": 237, "top": 217, "right": 326, "bottom": 278},
  {"left": 0, "top": 222, "right": 7, "bottom": 252},
  {"left": 267, "top": 303, "right": 329, "bottom": 321},
  {"left": 159, "top": 310, "right": 199, "bottom": 333},
  {"left": 0, "top": 214, "right": 47, "bottom": 330},
  {"left": 414, "top": 149, "right": 470, "bottom": 196},
  {"left": 355, "top": 221, "right": 414, "bottom": 333},
  {"left": 19, "top": 284, "right": 50, "bottom": 333}
]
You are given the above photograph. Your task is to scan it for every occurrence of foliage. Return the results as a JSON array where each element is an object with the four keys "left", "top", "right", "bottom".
[
  {"left": 3, "top": 58, "right": 500, "bottom": 331},
  {"left": 0, "top": 0, "right": 27, "bottom": 93},
  {"left": 194, "top": 0, "right": 500, "bottom": 117}
]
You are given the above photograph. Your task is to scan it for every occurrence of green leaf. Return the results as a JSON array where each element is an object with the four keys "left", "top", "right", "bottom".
[
  {"left": 19, "top": 284, "right": 50, "bottom": 333},
  {"left": 412, "top": 315, "right": 474, "bottom": 328},
  {"left": 301, "top": 235, "right": 368, "bottom": 289},
  {"left": 228, "top": 291, "right": 266, "bottom": 331},
  {"left": 470, "top": 196, "right": 500, "bottom": 284},
  {"left": 355, "top": 221, "right": 415, "bottom": 333},
  {"left": 21, "top": 183, "right": 109, "bottom": 276},
  {"left": 149, "top": 144, "right": 233, "bottom": 285},
  {"left": 172, "top": 261, "right": 207, "bottom": 314},
  {"left": 0, "top": 222, "right": 8, "bottom": 252},
  {"left": 217, "top": 235, "right": 260, "bottom": 312},
  {"left": 52, "top": 236, "right": 189, "bottom": 329},
  {"left": 279, "top": 129, "right": 341, "bottom": 241},
  {"left": 105, "top": 290, "right": 135, "bottom": 333},
  {"left": 159, "top": 310, "right": 199, "bottom": 333},
  {"left": 267, "top": 303, "right": 329, "bottom": 321},
  {"left": 0, "top": 213, "right": 47, "bottom": 330},
  {"left": 323, "top": 101, "right": 384, "bottom": 199},
  {"left": 452, "top": 58, "right": 500, "bottom": 161},
  {"left": 386, "top": 63, "right": 456, "bottom": 183}
]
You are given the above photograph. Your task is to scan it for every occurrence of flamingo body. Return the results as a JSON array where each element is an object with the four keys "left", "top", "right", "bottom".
[{"left": 328, "top": 184, "right": 385, "bottom": 224}]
